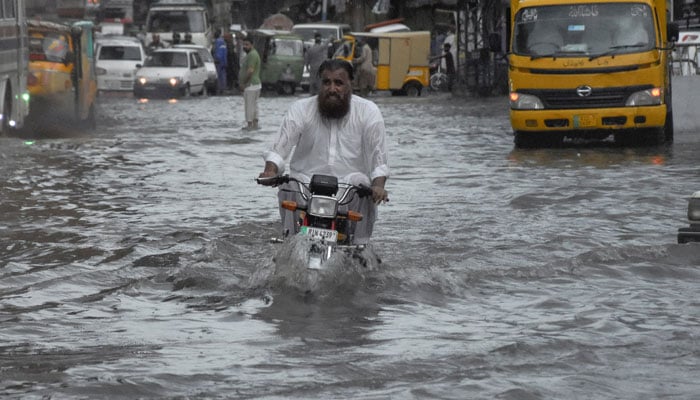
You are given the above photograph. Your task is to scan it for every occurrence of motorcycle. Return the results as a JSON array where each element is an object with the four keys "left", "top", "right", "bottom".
[
  {"left": 256, "top": 174, "right": 373, "bottom": 270},
  {"left": 429, "top": 61, "right": 448, "bottom": 92}
]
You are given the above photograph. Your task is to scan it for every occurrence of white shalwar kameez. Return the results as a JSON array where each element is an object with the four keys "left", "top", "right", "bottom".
[{"left": 263, "top": 95, "right": 390, "bottom": 244}]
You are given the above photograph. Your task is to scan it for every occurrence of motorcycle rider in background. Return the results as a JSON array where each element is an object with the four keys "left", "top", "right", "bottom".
[{"left": 258, "top": 59, "right": 390, "bottom": 244}]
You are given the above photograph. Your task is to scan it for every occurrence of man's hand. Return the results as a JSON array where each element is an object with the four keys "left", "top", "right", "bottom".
[
  {"left": 370, "top": 176, "right": 389, "bottom": 204},
  {"left": 257, "top": 162, "right": 279, "bottom": 186},
  {"left": 371, "top": 186, "right": 389, "bottom": 204}
]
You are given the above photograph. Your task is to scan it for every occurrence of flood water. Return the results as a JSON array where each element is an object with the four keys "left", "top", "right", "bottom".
[{"left": 1, "top": 88, "right": 700, "bottom": 399}]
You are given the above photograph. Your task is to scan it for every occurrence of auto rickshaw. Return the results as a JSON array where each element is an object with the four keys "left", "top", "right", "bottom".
[
  {"left": 334, "top": 31, "right": 431, "bottom": 96},
  {"left": 26, "top": 19, "right": 98, "bottom": 129},
  {"left": 249, "top": 29, "right": 305, "bottom": 95}
]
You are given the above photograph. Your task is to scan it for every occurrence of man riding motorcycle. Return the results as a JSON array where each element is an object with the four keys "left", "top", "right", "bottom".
[{"left": 257, "top": 59, "right": 389, "bottom": 244}]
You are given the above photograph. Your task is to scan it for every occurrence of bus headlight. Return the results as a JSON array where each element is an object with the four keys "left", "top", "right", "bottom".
[
  {"left": 626, "top": 87, "right": 662, "bottom": 106},
  {"left": 510, "top": 92, "right": 545, "bottom": 110}
]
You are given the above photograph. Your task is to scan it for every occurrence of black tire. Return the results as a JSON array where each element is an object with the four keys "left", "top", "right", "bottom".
[
  {"left": 403, "top": 81, "right": 422, "bottom": 97},
  {"left": 664, "top": 111, "right": 674, "bottom": 143},
  {"left": 277, "top": 82, "right": 295, "bottom": 95},
  {"left": 430, "top": 73, "right": 447, "bottom": 91}
]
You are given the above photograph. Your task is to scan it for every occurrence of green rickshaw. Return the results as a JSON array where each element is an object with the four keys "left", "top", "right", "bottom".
[{"left": 249, "top": 29, "right": 305, "bottom": 95}]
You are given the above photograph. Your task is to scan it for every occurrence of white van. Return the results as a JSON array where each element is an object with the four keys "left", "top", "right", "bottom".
[
  {"left": 95, "top": 35, "right": 147, "bottom": 91},
  {"left": 144, "top": 0, "right": 212, "bottom": 49},
  {"left": 291, "top": 22, "right": 351, "bottom": 49}
]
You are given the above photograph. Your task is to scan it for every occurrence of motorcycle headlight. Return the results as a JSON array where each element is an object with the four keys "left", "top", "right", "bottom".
[
  {"left": 688, "top": 191, "right": 700, "bottom": 221},
  {"left": 626, "top": 87, "right": 662, "bottom": 106},
  {"left": 307, "top": 196, "right": 338, "bottom": 219},
  {"left": 510, "top": 92, "right": 545, "bottom": 110}
]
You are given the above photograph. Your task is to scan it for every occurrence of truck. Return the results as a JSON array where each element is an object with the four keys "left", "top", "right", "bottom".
[
  {"left": 508, "top": 0, "right": 679, "bottom": 147},
  {"left": 144, "top": 0, "right": 212, "bottom": 49}
]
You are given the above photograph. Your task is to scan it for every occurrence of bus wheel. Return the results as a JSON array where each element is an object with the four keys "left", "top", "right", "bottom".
[
  {"left": 664, "top": 111, "right": 674, "bottom": 143},
  {"left": 277, "top": 82, "right": 295, "bottom": 95}
]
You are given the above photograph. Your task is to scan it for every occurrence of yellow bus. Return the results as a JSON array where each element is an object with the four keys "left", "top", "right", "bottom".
[
  {"left": 27, "top": 19, "right": 98, "bottom": 129},
  {"left": 509, "top": 0, "right": 678, "bottom": 147}
]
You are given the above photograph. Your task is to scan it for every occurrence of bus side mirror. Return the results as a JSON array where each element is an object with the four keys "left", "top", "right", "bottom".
[{"left": 668, "top": 22, "right": 679, "bottom": 43}]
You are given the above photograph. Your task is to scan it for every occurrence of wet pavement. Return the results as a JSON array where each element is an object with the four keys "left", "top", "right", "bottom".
[{"left": 1, "top": 88, "right": 699, "bottom": 399}]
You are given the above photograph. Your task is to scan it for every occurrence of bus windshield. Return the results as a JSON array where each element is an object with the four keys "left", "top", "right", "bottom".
[{"left": 512, "top": 3, "right": 655, "bottom": 58}]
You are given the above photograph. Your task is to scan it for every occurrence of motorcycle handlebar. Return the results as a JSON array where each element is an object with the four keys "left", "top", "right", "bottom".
[{"left": 256, "top": 175, "right": 373, "bottom": 198}]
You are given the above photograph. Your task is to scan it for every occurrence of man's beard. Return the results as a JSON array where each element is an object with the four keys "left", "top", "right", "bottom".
[{"left": 318, "top": 90, "right": 351, "bottom": 119}]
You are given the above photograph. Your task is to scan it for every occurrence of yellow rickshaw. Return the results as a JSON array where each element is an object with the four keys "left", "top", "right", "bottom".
[
  {"left": 27, "top": 19, "right": 98, "bottom": 129},
  {"left": 334, "top": 31, "right": 431, "bottom": 96}
]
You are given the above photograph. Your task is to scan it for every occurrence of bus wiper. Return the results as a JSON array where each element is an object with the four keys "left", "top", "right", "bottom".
[
  {"left": 530, "top": 50, "right": 587, "bottom": 61},
  {"left": 589, "top": 44, "right": 646, "bottom": 61}
]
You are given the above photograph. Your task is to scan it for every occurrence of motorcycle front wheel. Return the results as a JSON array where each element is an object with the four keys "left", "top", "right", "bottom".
[{"left": 430, "top": 72, "right": 447, "bottom": 92}]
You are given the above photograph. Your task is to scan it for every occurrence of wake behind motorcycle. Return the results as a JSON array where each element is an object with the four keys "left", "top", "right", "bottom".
[{"left": 257, "top": 174, "right": 374, "bottom": 270}]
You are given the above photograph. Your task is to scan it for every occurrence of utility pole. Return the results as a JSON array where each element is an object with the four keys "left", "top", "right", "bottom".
[{"left": 322, "top": 0, "right": 327, "bottom": 21}]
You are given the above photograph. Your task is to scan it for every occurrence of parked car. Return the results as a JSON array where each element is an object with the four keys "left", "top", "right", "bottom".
[
  {"left": 133, "top": 48, "right": 207, "bottom": 99},
  {"left": 173, "top": 43, "right": 217, "bottom": 95},
  {"left": 678, "top": 191, "right": 700, "bottom": 243},
  {"left": 95, "top": 35, "right": 146, "bottom": 92}
]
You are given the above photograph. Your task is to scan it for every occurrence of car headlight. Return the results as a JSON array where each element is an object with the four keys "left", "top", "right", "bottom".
[
  {"left": 96, "top": 67, "right": 107, "bottom": 75},
  {"left": 137, "top": 77, "right": 147, "bottom": 85},
  {"left": 626, "top": 87, "right": 662, "bottom": 106},
  {"left": 510, "top": 92, "right": 545, "bottom": 110},
  {"left": 688, "top": 191, "right": 700, "bottom": 221},
  {"left": 307, "top": 196, "right": 338, "bottom": 219},
  {"left": 169, "top": 77, "right": 182, "bottom": 87}
]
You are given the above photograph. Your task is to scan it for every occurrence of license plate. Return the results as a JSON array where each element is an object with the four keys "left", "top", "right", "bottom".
[
  {"left": 574, "top": 114, "right": 595, "bottom": 128},
  {"left": 300, "top": 226, "right": 337, "bottom": 243}
]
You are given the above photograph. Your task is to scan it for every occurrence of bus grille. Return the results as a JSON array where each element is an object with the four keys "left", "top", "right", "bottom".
[{"left": 519, "top": 85, "right": 653, "bottom": 109}]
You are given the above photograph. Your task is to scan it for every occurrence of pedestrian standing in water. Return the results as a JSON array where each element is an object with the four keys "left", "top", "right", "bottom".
[
  {"left": 353, "top": 38, "right": 376, "bottom": 97},
  {"left": 224, "top": 32, "right": 239, "bottom": 93},
  {"left": 146, "top": 33, "right": 165, "bottom": 54},
  {"left": 304, "top": 32, "right": 328, "bottom": 95},
  {"left": 213, "top": 30, "right": 228, "bottom": 95},
  {"left": 239, "top": 36, "right": 261, "bottom": 130}
]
